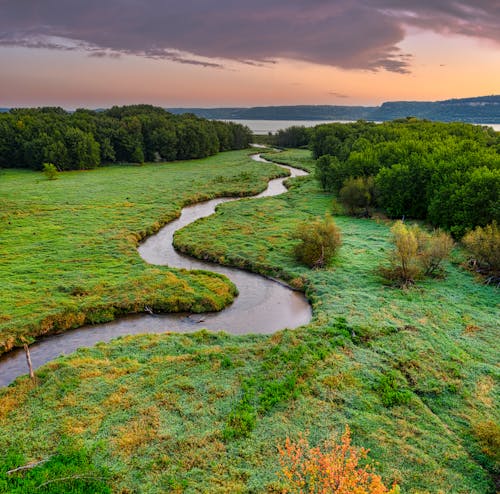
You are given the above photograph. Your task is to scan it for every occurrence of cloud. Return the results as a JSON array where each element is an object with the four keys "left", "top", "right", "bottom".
[
  {"left": 0, "top": 1, "right": 498, "bottom": 73},
  {"left": 328, "top": 91, "right": 349, "bottom": 98}
]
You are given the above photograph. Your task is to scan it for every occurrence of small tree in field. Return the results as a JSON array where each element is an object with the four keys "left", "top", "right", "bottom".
[
  {"left": 42, "top": 162, "right": 58, "bottom": 180},
  {"left": 380, "top": 221, "right": 421, "bottom": 287},
  {"left": 339, "top": 176, "right": 374, "bottom": 216},
  {"left": 278, "top": 426, "right": 399, "bottom": 494},
  {"left": 293, "top": 215, "right": 341, "bottom": 268},
  {"left": 417, "top": 229, "right": 454, "bottom": 277},
  {"left": 380, "top": 222, "right": 454, "bottom": 287},
  {"left": 462, "top": 221, "right": 500, "bottom": 278}
]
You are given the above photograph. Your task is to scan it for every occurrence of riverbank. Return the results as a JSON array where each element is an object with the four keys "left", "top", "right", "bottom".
[
  {"left": 0, "top": 150, "right": 285, "bottom": 355},
  {"left": 0, "top": 152, "right": 311, "bottom": 386}
]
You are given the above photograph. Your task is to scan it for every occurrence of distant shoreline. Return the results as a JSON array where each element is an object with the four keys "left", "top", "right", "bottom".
[{"left": 214, "top": 119, "right": 500, "bottom": 135}]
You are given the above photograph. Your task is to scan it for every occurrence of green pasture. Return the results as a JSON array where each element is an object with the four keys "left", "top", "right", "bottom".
[
  {"left": 0, "top": 149, "right": 498, "bottom": 493},
  {"left": 0, "top": 149, "right": 286, "bottom": 353}
]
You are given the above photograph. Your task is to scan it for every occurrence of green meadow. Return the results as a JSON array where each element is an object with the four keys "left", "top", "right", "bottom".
[
  {"left": 0, "top": 149, "right": 286, "bottom": 353},
  {"left": 0, "top": 149, "right": 498, "bottom": 493}
]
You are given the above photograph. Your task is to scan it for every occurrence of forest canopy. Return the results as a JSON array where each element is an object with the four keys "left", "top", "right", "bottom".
[
  {"left": 0, "top": 105, "right": 252, "bottom": 170},
  {"left": 308, "top": 119, "right": 500, "bottom": 236}
]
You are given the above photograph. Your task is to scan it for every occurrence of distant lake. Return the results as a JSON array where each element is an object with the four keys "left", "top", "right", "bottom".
[{"left": 217, "top": 119, "right": 500, "bottom": 135}]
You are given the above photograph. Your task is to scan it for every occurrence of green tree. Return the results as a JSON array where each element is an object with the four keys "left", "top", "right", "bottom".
[
  {"left": 339, "top": 176, "right": 374, "bottom": 215},
  {"left": 293, "top": 215, "right": 342, "bottom": 268},
  {"left": 42, "top": 162, "right": 58, "bottom": 180}
]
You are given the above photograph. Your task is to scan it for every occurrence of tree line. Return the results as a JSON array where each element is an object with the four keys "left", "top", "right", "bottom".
[
  {"left": 305, "top": 119, "right": 499, "bottom": 237},
  {"left": 0, "top": 105, "right": 252, "bottom": 170}
]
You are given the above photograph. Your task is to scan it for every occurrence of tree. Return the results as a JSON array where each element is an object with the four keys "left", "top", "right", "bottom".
[
  {"left": 278, "top": 426, "right": 399, "bottom": 494},
  {"left": 42, "top": 162, "right": 58, "bottom": 180},
  {"left": 293, "top": 215, "right": 341, "bottom": 268},
  {"left": 380, "top": 221, "right": 421, "bottom": 287},
  {"left": 417, "top": 229, "right": 454, "bottom": 277},
  {"left": 462, "top": 221, "right": 500, "bottom": 277},
  {"left": 375, "top": 164, "right": 415, "bottom": 218},
  {"left": 380, "top": 222, "right": 454, "bottom": 286},
  {"left": 339, "top": 176, "right": 374, "bottom": 216}
]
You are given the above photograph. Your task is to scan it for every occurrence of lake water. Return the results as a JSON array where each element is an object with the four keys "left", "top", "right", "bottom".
[{"left": 218, "top": 119, "right": 500, "bottom": 135}]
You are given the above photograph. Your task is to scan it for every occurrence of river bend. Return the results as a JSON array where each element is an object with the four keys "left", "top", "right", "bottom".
[{"left": 0, "top": 153, "right": 311, "bottom": 386}]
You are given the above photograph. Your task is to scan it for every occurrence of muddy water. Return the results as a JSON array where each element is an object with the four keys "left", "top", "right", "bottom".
[{"left": 0, "top": 154, "right": 311, "bottom": 387}]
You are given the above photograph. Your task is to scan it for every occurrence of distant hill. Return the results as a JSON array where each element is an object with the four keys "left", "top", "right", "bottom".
[
  {"left": 168, "top": 95, "right": 500, "bottom": 124},
  {"left": 371, "top": 95, "right": 500, "bottom": 122},
  {"left": 2, "top": 96, "right": 499, "bottom": 122},
  {"left": 167, "top": 105, "right": 375, "bottom": 121}
]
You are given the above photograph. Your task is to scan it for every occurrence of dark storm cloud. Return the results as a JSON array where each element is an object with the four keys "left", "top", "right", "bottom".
[{"left": 0, "top": 1, "right": 498, "bottom": 73}]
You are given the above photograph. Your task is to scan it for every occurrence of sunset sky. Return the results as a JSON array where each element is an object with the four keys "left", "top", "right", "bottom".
[{"left": 0, "top": 1, "right": 499, "bottom": 108}]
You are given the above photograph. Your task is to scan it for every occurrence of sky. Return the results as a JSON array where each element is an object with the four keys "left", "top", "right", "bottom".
[{"left": 0, "top": 0, "right": 499, "bottom": 108}]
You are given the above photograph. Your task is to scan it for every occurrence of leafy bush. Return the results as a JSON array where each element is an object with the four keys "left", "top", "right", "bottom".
[
  {"left": 380, "top": 221, "right": 422, "bottom": 287},
  {"left": 462, "top": 221, "right": 500, "bottom": 276},
  {"left": 381, "top": 222, "right": 454, "bottom": 286},
  {"left": 417, "top": 229, "right": 454, "bottom": 277},
  {"left": 339, "top": 176, "right": 374, "bottom": 216},
  {"left": 223, "top": 404, "right": 256, "bottom": 441},
  {"left": 258, "top": 374, "right": 299, "bottom": 413},
  {"left": 278, "top": 426, "right": 400, "bottom": 493},
  {"left": 293, "top": 215, "right": 342, "bottom": 268},
  {"left": 42, "top": 162, "right": 58, "bottom": 180}
]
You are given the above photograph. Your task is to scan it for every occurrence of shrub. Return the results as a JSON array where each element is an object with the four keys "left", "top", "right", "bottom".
[
  {"left": 42, "top": 162, "right": 58, "bottom": 180},
  {"left": 462, "top": 221, "right": 500, "bottom": 276},
  {"left": 380, "top": 221, "right": 422, "bottom": 287},
  {"left": 222, "top": 404, "right": 256, "bottom": 441},
  {"left": 417, "top": 229, "right": 454, "bottom": 277},
  {"left": 278, "top": 426, "right": 399, "bottom": 493},
  {"left": 293, "top": 215, "right": 342, "bottom": 268},
  {"left": 339, "top": 176, "right": 374, "bottom": 216},
  {"left": 381, "top": 222, "right": 454, "bottom": 286}
]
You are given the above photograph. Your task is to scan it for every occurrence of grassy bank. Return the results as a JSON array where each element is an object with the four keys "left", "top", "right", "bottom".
[
  {"left": 0, "top": 149, "right": 498, "bottom": 493},
  {"left": 0, "top": 149, "right": 287, "bottom": 353}
]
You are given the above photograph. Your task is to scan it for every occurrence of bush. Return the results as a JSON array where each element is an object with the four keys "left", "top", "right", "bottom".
[
  {"left": 381, "top": 222, "right": 454, "bottom": 286},
  {"left": 417, "top": 229, "right": 454, "bottom": 277},
  {"left": 339, "top": 176, "right": 374, "bottom": 216},
  {"left": 42, "top": 162, "right": 58, "bottom": 180},
  {"left": 380, "top": 221, "right": 422, "bottom": 287},
  {"left": 293, "top": 215, "right": 342, "bottom": 268},
  {"left": 278, "top": 426, "right": 399, "bottom": 493},
  {"left": 462, "top": 221, "right": 500, "bottom": 276}
]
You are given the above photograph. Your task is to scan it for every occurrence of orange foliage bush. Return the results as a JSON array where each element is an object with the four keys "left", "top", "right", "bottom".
[{"left": 278, "top": 426, "right": 399, "bottom": 494}]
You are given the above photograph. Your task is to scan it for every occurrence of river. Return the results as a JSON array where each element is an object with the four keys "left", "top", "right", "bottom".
[{"left": 0, "top": 153, "right": 312, "bottom": 387}]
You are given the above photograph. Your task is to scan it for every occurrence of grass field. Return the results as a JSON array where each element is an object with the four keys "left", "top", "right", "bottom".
[
  {"left": 0, "top": 149, "right": 287, "bottom": 354},
  {"left": 0, "top": 149, "right": 498, "bottom": 493}
]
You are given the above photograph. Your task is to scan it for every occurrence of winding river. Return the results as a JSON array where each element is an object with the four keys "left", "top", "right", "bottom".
[{"left": 0, "top": 153, "right": 312, "bottom": 387}]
